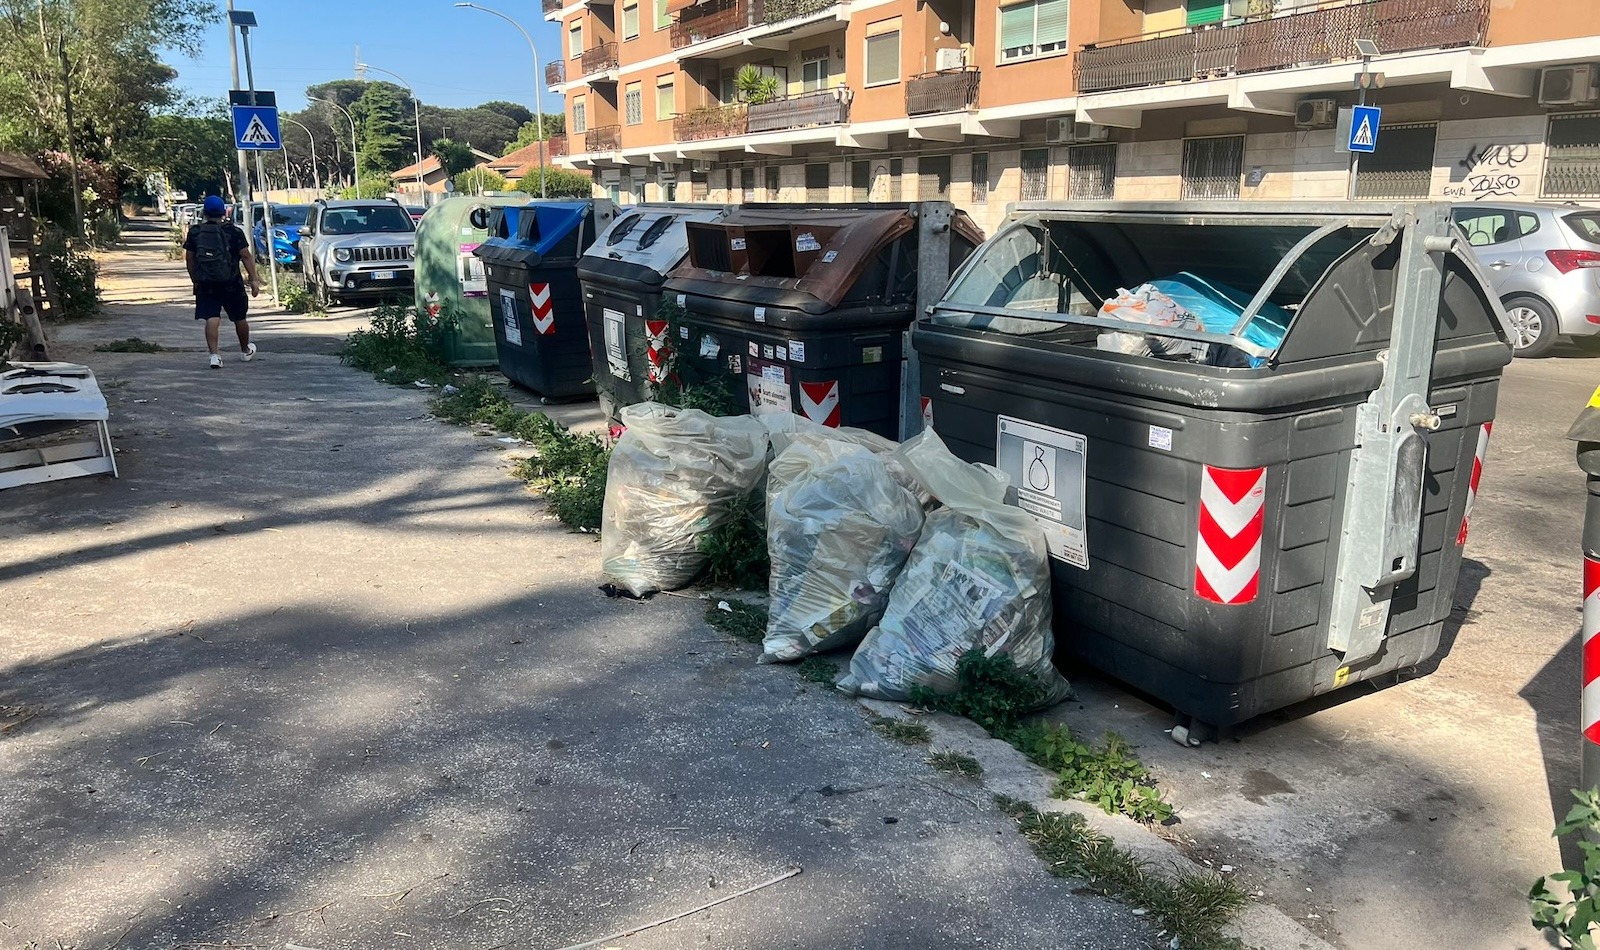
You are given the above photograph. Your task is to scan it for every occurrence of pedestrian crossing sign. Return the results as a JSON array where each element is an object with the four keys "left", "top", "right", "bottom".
[
  {"left": 232, "top": 104, "right": 281, "bottom": 151},
  {"left": 1348, "top": 105, "right": 1380, "bottom": 154}
]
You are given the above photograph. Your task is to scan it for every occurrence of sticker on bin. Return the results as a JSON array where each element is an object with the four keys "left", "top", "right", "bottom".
[
  {"left": 997, "top": 417, "right": 1088, "bottom": 569},
  {"left": 799, "top": 380, "right": 841, "bottom": 427},
  {"left": 921, "top": 396, "right": 933, "bottom": 429},
  {"left": 500, "top": 289, "right": 523, "bottom": 347},
  {"left": 603, "top": 308, "right": 628, "bottom": 381},
  {"left": 1195, "top": 465, "right": 1267, "bottom": 605},
  {"left": 754, "top": 307, "right": 767, "bottom": 324},
  {"left": 789, "top": 340, "right": 806, "bottom": 363},
  {"left": 746, "top": 359, "right": 791, "bottom": 415},
  {"left": 645, "top": 319, "right": 671, "bottom": 384},
  {"left": 458, "top": 244, "right": 486, "bottom": 297},
  {"left": 529, "top": 282, "right": 555, "bottom": 335},
  {"left": 680, "top": 325, "right": 690, "bottom": 339},
  {"left": 776, "top": 345, "right": 787, "bottom": 361},
  {"left": 821, "top": 250, "right": 838, "bottom": 264},
  {"left": 700, "top": 334, "right": 721, "bottom": 359},
  {"left": 796, "top": 231, "right": 821, "bottom": 253},
  {"left": 748, "top": 341, "right": 759, "bottom": 358},
  {"left": 1149, "top": 426, "right": 1173, "bottom": 451},
  {"left": 676, "top": 293, "right": 687, "bottom": 308},
  {"left": 1456, "top": 422, "right": 1492, "bottom": 546},
  {"left": 731, "top": 237, "right": 747, "bottom": 251}
]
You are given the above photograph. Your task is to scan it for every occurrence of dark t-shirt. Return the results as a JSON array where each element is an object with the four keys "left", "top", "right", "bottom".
[{"left": 182, "top": 222, "right": 249, "bottom": 287}]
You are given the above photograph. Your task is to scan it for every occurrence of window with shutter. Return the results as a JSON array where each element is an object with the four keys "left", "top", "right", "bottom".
[
  {"left": 569, "top": 23, "right": 583, "bottom": 59},
  {"left": 806, "top": 163, "right": 830, "bottom": 201},
  {"left": 919, "top": 155, "right": 951, "bottom": 199},
  {"left": 572, "top": 99, "right": 587, "bottom": 134},
  {"left": 1181, "top": 135, "right": 1244, "bottom": 199},
  {"left": 741, "top": 168, "right": 756, "bottom": 201},
  {"left": 624, "top": 83, "right": 643, "bottom": 125},
  {"left": 865, "top": 30, "right": 900, "bottom": 86},
  {"left": 1069, "top": 144, "right": 1116, "bottom": 199},
  {"left": 888, "top": 158, "right": 903, "bottom": 201},
  {"left": 765, "top": 166, "right": 781, "bottom": 199},
  {"left": 1000, "top": 0, "right": 1069, "bottom": 62},
  {"left": 1021, "top": 148, "right": 1049, "bottom": 200},
  {"left": 1186, "top": 0, "right": 1225, "bottom": 26},
  {"left": 1544, "top": 113, "right": 1600, "bottom": 198},
  {"left": 851, "top": 161, "right": 870, "bottom": 201},
  {"left": 654, "top": 0, "right": 670, "bottom": 30},
  {"left": 622, "top": 0, "right": 639, "bottom": 39},
  {"left": 971, "top": 152, "right": 989, "bottom": 203},
  {"left": 655, "top": 78, "right": 675, "bottom": 120},
  {"left": 1353, "top": 123, "right": 1435, "bottom": 200}
]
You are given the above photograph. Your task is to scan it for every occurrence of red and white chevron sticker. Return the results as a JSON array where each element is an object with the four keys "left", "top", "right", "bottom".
[
  {"left": 921, "top": 396, "right": 933, "bottom": 430},
  {"left": 1456, "top": 421, "right": 1493, "bottom": 546},
  {"left": 799, "top": 380, "right": 841, "bottom": 427},
  {"left": 645, "top": 319, "right": 670, "bottom": 384},
  {"left": 1195, "top": 465, "right": 1267, "bottom": 605},
  {"left": 528, "top": 282, "right": 555, "bottom": 335},
  {"left": 1584, "top": 556, "right": 1600, "bottom": 745}
]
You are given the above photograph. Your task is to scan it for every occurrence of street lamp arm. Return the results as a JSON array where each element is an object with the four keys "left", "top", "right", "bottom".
[{"left": 454, "top": 2, "right": 548, "bottom": 199}]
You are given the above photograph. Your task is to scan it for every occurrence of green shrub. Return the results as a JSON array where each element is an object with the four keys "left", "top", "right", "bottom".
[
  {"left": 1009, "top": 723, "right": 1175, "bottom": 825},
  {"left": 698, "top": 491, "right": 767, "bottom": 590},
  {"left": 278, "top": 275, "right": 316, "bottom": 314},
  {"left": 1531, "top": 789, "right": 1600, "bottom": 949},
  {"left": 36, "top": 226, "right": 99, "bottom": 318},
  {"left": 431, "top": 374, "right": 511, "bottom": 424},
  {"left": 453, "top": 167, "right": 508, "bottom": 195},
  {"left": 338, "top": 304, "right": 451, "bottom": 385},
  {"left": 909, "top": 651, "right": 1050, "bottom": 735},
  {"left": 94, "top": 338, "right": 164, "bottom": 353},
  {"left": 0, "top": 319, "right": 26, "bottom": 366},
  {"left": 338, "top": 175, "right": 394, "bottom": 199},
  {"left": 705, "top": 599, "right": 767, "bottom": 643},
  {"left": 515, "top": 167, "right": 594, "bottom": 198}
]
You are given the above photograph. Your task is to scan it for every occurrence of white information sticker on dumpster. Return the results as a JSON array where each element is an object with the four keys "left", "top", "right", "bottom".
[
  {"left": 603, "top": 307, "right": 628, "bottom": 381},
  {"left": 997, "top": 415, "right": 1088, "bottom": 569},
  {"left": 501, "top": 289, "right": 523, "bottom": 348},
  {"left": 746, "top": 359, "right": 792, "bottom": 416},
  {"left": 459, "top": 244, "right": 487, "bottom": 297}
]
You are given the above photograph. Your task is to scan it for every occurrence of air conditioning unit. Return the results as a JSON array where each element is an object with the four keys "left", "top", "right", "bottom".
[
  {"left": 691, "top": 159, "right": 713, "bottom": 172},
  {"left": 1295, "top": 98, "right": 1338, "bottom": 129},
  {"left": 1074, "top": 122, "right": 1110, "bottom": 142},
  {"left": 935, "top": 46, "right": 966, "bottom": 72},
  {"left": 1047, "top": 118, "right": 1111, "bottom": 144},
  {"left": 1539, "top": 64, "right": 1599, "bottom": 106},
  {"left": 1046, "top": 117, "right": 1074, "bottom": 144}
]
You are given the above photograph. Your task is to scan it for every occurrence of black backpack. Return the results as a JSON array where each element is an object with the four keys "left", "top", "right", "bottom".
[{"left": 191, "top": 223, "right": 237, "bottom": 285}]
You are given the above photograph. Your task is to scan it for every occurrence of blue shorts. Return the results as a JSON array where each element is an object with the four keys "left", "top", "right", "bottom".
[{"left": 195, "top": 282, "right": 249, "bottom": 322}]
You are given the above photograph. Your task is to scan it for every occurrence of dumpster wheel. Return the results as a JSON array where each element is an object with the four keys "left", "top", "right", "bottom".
[{"left": 1170, "top": 714, "right": 1218, "bottom": 747}]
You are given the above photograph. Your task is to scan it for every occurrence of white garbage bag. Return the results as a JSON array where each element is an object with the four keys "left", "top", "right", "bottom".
[
  {"left": 838, "top": 429, "right": 1071, "bottom": 705},
  {"left": 1095, "top": 284, "right": 1209, "bottom": 362},
  {"left": 600, "top": 403, "right": 769, "bottom": 596},
  {"left": 761, "top": 438, "right": 924, "bottom": 663}
]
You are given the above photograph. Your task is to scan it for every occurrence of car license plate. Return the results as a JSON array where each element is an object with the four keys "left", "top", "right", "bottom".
[{"left": 373, "top": 270, "right": 395, "bottom": 280}]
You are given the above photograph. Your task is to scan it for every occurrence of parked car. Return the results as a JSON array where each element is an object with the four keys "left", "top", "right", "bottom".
[
  {"left": 404, "top": 205, "right": 426, "bottom": 224},
  {"left": 252, "top": 203, "right": 310, "bottom": 270},
  {"left": 297, "top": 198, "right": 416, "bottom": 308},
  {"left": 1452, "top": 201, "right": 1600, "bottom": 357}
]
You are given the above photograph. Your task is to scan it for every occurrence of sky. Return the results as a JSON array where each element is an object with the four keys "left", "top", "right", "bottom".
[{"left": 171, "top": 0, "right": 563, "bottom": 116}]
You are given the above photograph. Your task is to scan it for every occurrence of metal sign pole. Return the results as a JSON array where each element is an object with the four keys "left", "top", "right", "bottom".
[
  {"left": 901, "top": 200, "right": 953, "bottom": 440},
  {"left": 239, "top": 22, "right": 280, "bottom": 305},
  {"left": 226, "top": 0, "right": 254, "bottom": 242}
]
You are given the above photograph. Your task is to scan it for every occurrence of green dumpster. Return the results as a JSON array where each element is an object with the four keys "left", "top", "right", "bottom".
[{"left": 414, "top": 195, "right": 527, "bottom": 367}]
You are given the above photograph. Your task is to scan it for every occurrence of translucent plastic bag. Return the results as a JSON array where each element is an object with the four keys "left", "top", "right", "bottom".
[
  {"left": 760, "top": 414, "right": 920, "bottom": 507},
  {"left": 761, "top": 439, "right": 924, "bottom": 663},
  {"left": 1095, "top": 284, "right": 1209, "bottom": 363},
  {"left": 838, "top": 430, "right": 1071, "bottom": 705},
  {"left": 600, "top": 403, "right": 769, "bottom": 596}
]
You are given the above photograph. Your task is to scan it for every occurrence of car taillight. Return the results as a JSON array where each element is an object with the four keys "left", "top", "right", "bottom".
[{"left": 1547, "top": 249, "right": 1600, "bottom": 274}]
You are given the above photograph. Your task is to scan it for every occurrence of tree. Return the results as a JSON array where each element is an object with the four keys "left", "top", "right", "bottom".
[
  {"left": 125, "top": 107, "right": 235, "bottom": 200},
  {"left": 509, "top": 114, "right": 566, "bottom": 151},
  {"left": 478, "top": 100, "right": 532, "bottom": 128},
  {"left": 305, "top": 79, "right": 372, "bottom": 112},
  {"left": 431, "top": 138, "right": 474, "bottom": 176},
  {"left": 517, "top": 168, "right": 591, "bottom": 198},
  {"left": 354, "top": 82, "right": 412, "bottom": 174},
  {"left": 734, "top": 65, "right": 781, "bottom": 104},
  {"left": 338, "top": 174, "right": 393, "bottom": 200},
  {"left": 453, "top": 167, "right": 507, "bottom": 195}
]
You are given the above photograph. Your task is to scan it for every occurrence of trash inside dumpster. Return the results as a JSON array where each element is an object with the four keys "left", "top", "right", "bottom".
[
  {"left": 915, "top": 201, "right": 1512, "bottom": 739},
  {"left": 663, "top": 203, "right": 984, "bottom": 439}
]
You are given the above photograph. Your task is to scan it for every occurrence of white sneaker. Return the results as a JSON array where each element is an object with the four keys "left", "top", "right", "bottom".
[
  {"left": 208, "top": 354, "right": 222, "bottom": 370},
  {"left": 241, "top": 342, "right": 257, "bottom": 362}
]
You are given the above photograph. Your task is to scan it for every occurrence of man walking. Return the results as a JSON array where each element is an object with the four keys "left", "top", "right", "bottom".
[{"left": 183, "top": 195, "right": 261, "bottom": 369}]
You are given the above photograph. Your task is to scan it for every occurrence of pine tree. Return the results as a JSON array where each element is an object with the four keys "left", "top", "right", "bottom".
[{"left": 354, "top": 82, "right": 411, "bottom": 175}]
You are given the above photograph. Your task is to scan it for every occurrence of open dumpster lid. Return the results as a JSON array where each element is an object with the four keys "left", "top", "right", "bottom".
[
  {"left": 579, "top": 203, "right": 731, "bottom": 282},
  {"left": 668, "top": 204, "right": 985, "bottom": 312}
]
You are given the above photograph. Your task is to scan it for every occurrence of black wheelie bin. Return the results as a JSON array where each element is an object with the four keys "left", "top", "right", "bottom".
[
  {"left": 915, "top": 201, "right": 1513, "bottom": 741},
  {"left": 476, "top": 198, "right": 615, "bottom": 398},
  {"left": 662, "top": 202, "right": 984, "bottom": 439},
  {"left": 576, "top": 203, "right": 733, "bottom": 424}
]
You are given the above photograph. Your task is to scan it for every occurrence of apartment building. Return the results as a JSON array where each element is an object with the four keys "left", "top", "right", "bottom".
[{"left": 546, "top": 0, "right": 1600, "bottom": 233}]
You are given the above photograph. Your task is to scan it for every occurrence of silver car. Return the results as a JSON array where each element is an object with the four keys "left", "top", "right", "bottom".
[
  {"left": 299, "top": 199, "right": 416, "bottom": 308},
  {"left": 1452, "top": 201, "right": 1600, "bottom": 357}
]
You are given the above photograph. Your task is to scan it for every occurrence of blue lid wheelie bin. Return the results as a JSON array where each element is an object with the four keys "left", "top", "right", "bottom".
[
  {"left": 576, "top": 203, "right": 733, "bottom": 424},
  {"left": 475, "top": 199, "right": 615, "bottom": 399},
  {"left": 915, "top": 201, "right": 1513, "bottom": 741}
]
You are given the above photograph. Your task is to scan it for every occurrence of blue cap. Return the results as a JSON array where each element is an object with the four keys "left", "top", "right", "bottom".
[{"left": 203, "top": 195, "right": 226, "bottom": 217}]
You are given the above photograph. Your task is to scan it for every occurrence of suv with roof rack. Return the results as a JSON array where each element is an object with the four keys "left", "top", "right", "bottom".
[{"left": 298, "top": 198, "right": 416, "bottom": 308}]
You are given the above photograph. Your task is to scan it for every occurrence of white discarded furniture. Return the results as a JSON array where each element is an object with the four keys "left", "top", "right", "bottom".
[{"left": 0, "top": 362, "right": 118, "bottom": 490}]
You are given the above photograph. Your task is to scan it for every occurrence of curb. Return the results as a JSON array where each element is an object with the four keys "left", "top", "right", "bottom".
[{"left": 857, "top": 698, "right": 1339, "bottom": 950}]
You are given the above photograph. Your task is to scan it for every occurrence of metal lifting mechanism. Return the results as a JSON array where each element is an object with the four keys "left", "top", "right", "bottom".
[{"left": 1325, "top": 202, "right": 1458, "bottom": 663}]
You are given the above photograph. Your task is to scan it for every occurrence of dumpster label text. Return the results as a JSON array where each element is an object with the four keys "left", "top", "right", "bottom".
[
  {"left": 1195, "top": 465, "right": 1267, "bottom": 605},
  {"left": 603, "top": 308, "right": 628, "bottom": 380},
  {"left": 458, "top": 244, "right": 486, "bottom": 297},
  {"left": 746, "top": 360, "right": 791, "bottom": 415},
  {"left": 997, "top": 417, "right": 1088, "bottom": 570},
  {"left": 499, "top": 289, "right": 523, "bottom": 347},
  {"left": 789, "top": 341, "right": 806, "bottom": 363}
]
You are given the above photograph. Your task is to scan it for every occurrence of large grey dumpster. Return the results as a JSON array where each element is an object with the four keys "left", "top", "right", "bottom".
[{"left": 915, "top": 201, "right": 1512, "bottom": 740}]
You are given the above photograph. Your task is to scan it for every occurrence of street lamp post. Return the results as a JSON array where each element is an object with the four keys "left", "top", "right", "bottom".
[
  {"left": 357, "top": 62, "right": 426, "bottom": 196},
  {"left": 312, "top": 97, "right": 360, "bottom": 188},
  {"left": 284, "top": 116, "right": 322, "bottom": 193},
  {"left": 455, "top": 2, "right": 548, "bottom": 199}
]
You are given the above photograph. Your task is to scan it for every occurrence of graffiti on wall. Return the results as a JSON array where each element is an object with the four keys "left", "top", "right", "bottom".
[{"left": 1443, "top": 143, "right": 1533, "bottom": 200}]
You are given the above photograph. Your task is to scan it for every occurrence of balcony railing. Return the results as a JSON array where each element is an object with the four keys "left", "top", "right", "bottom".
[
  {"left": 746, "top": 87, "right": 852, "bottom": 134},
  {"left": 580, "top": 41, "right": 619, "bottom": 77},
  {"left": 674, "top": 103, "right": 748, "bottom": 141},
  {"left": 671, "top": 0, "right": 758, "bottom": 48},
  {"left": 542, "top": 0, "right": 561, "bottom": 14},
  {"left": 545, "top": 134, "right": 569, "bottom": 158},
  {"left": 905, "top": 68, "right": 980, "bottom": 116},
  {"left": 585, "top": 125, "right": 621, "bottom": 152},
  {"left": 545, "top": 60, "right": 565, "bottom": 87},
  {"left": 763, "top": 0, "right": 836, "bottom": 24},
  {"left": 1076, "top": 0, "right": 1490, "bottom": 94}
]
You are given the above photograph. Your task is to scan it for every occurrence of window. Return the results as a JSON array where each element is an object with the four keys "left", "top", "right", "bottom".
[
  {"left": 655, "top": 77, "right": 675, "bottom": 120},
  {"left": 1069, "top": 144, "right": 1116, "bottom": 199},
  {"left": 624, "top": 82, "right": 643, "bottom": 125},
  {"left": 1181, "top": 135, "right": 1243, "bottom": 199},
  {"left": 740, "top": 168, "right": 756, "bottom": 202},
  {"left": 888, "top": 158, "right": 903, "bottom": 201},
  {"left": 919, "top": 155, "right": 951, "bottom": 199},
  {"left": 865, "top": 19, "right": 901, "bottom": 86},
  {"left": 654, "top": 0, "right": 671, "bottom": 30},
  {"left": 801, "top": 47, "right": 830, "bottom": 92},
  {"left": 1452, "top": 208, "right": 1520, "bottom": 247},
  {"left": 806, "top": 163, "right": 830, "bottom": 201},
  {"left": 1545, "top": 113, "right": 1600, "bottom": 199},
  {"left": 1186, "top": 0, "right": 1224, "bottom": 26},
  {"left": 622, "top": 0, "right": 640, "bottom": 40},
  {"left": 1353, "top": 123, "right": 1435, "bottom": 200},
  {"left": 999, "top": 0, "right": 1068, "bottom": 62},
  {"left": 572, "top": 98, "right": 587, "bottom": 134},
  {"left": 691, "top": 170, "right": 708, "bottom": 201},
  {"left": 1021, "top": 148, "right": 1049, "bottom": 201},
  {"left": 569, "top": 23, "right": 583, "bottom": 58},
  {"left": 765, "top": 165, "right": 781, "bottom": 199},
  {"left": 971, "top": 152, "right": 989, "bottom": 203},
  {"left": 852, "top": 160, "right": 870, "bottom": 201}
]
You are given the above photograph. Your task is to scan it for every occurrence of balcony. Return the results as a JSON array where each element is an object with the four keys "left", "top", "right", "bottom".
[
  {"left": 585, "top": 125, "right": 621, "bottom": 152},
  {"left": 545, "top": 60, "right": 566, "bottom": 87},
  {"left": 580, "top": 41, "right": 619, "bottom": 79},
  {"left": 1076, "top": 0, "right": 1490, "bottom": 94},
  {"left": 746, "top": 87, "right": 852, "bottom": 133},
  {"left": 545, "top": 134, "right": 569, "bottom": 159},
  {"left": 675, "top": 103, "right": 748, "bottom": 140},
  {"left": 543, "top": 0, "right": 561, "bottom": 14},
  {"left": 670, "top": 0, "right": 757, "bottom": 48},
  {"left": 763, "top": 0, "right": 837, "bottom": 24},
  {"left": 906, "top": 68, "right": 980, "bottom": 116}
]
